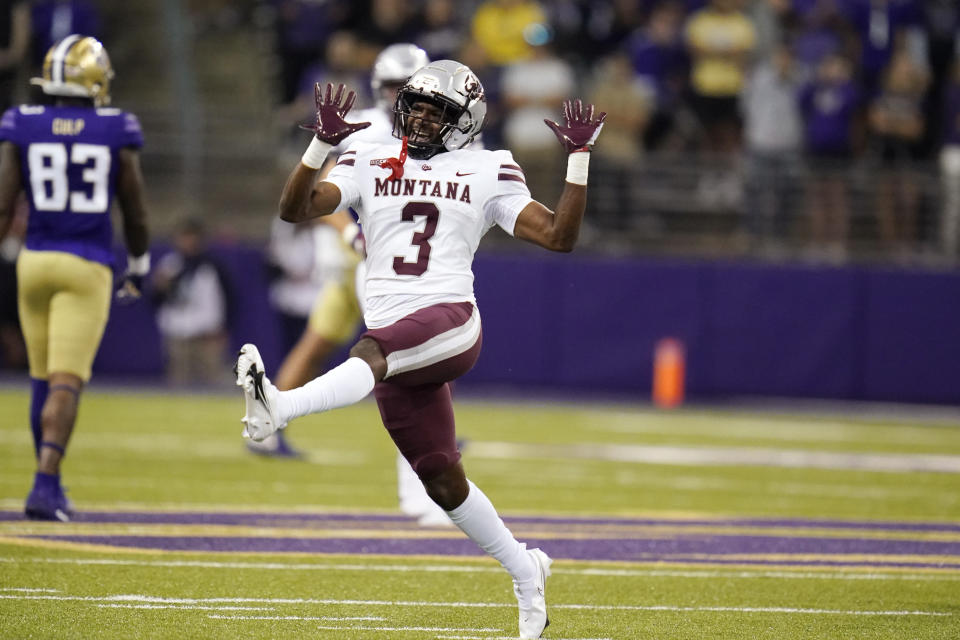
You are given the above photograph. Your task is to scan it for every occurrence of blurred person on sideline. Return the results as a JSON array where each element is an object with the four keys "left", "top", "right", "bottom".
[
  {"left": 867, "top": 51, "right": 928, "bottom": 257},
  {"left": 351, "top": 0, "right": 419, "bottom": 62},
  {"left": 741, "top": 42, "right": 803, "bottom": 255},
  {"left": 939, "top": 62, "right": 960, "bottom": 257},
  {"left": 415, "top": 0, "right": 466, "bottom": 61},
  {"left": 235, "top": 61, "right": 605, "bottom": 637},
  {"left": 549, "top": 0, "right": 648, "bottom": 66},
  {"left": 500, "top": 23, "right": 575, "bottom": 204},
  {"left": 0, "top": 196, "right": 27, "bottom": 370},
  {"left": 0, "top": 35, "right": 150, "bottom": 521},
  {"left": 799, "top": 51, "right": 862, "bottom": 262},
  {"left": 840, "top": 0, "right": 927, "bottom": 96},
  {"left": 267, "top": 0, "right": 350, "bottom": 106},
  {"left": 0, "top": 0, "right": 30, "bottom": 111},
  {"left": 786, "top": 0, "right": 859, "bottom": 82},
  {"left": 470, "top": 0, "right": 547, "bottom": 67},
  {"left": 684, "top": 0, "right": 756, "bottom": 209},
  {"left": 265, "top": 216, "right": 323, "bottom": 359},
  {"left": 624, "top": 0, "right": 688, "bottom": 152},
  {"left": 150, "top": 218, "right": 233, "bottom": 387},
  {"left": 586, "top": 51, "right": 653, "bottom": 232}
]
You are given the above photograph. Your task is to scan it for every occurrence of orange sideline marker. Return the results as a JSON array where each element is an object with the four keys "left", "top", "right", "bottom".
[{"left": 653, "top": 338, "right": 685, "bottom": 408}]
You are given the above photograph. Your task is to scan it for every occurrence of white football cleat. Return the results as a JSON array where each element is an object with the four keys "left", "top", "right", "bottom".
[
  {"left": 515, "top": 547, "right": 552, "bottom": 639},
  {"left": 236, "top": 343, "right": 286, "bottom": 441}
]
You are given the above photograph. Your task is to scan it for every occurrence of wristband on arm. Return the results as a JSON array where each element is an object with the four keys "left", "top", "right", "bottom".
[
  {"left": 301, "top": 137, "right": 332, "bottom": 170},
  {"left": 565, "top": 151, "right": 590, "bottom": 186},
  {"left": 126, "top": 252, "right": 150, "bottom": 276}
]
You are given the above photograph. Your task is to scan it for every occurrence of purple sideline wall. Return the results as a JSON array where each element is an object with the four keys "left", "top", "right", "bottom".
[{"left": 94, "top": 244, "right": 960, "bottom": 405}]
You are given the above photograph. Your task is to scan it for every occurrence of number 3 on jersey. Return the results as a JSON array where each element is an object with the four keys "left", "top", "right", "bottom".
[
  {"left": 393, "top": 202, "right": 439, "bottom": 276},
  {"left": 27, "top": 142, "right": 111, "bottom": 213}
]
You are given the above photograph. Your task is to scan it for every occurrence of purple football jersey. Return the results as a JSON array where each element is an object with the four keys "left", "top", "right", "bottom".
[{"left": 0, "top": 104, "right": 143, "bottom": 265}]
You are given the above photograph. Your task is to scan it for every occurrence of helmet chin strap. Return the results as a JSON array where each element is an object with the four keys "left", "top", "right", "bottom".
[{"left": 382, "top": 135, "right": 408, "bottom": 180}]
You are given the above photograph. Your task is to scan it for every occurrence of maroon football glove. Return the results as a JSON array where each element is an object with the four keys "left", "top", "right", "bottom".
[
  {"left": 544, "top": 99, "right": 607, "bottom": 153},
  {"left": 299, "top": 82, "right": 371, "bottom": 145}
]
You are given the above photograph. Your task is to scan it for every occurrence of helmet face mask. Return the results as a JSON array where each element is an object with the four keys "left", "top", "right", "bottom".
[
  {"left": 392, "top": 60, "right": 486, "bottom": 160},
  {"left": 393, "top": 92, "right": 461, "bottom": 159},
  {"left": 32, "top": 34, "right": 114, "bottom": 107}
]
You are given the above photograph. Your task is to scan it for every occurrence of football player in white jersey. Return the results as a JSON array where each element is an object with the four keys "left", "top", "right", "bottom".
[
  {"left": 248, "top": 44, "right": 426, "bottom": 457},
  {"left": 236, "top": 60, "right": 604, "bottom": 639},
  {"left": 253, "top": 43, "right": 454, "bottom": 527}
]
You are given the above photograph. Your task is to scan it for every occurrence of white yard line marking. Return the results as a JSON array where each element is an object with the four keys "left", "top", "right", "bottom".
[
  {"left": 314, "top": 626, "right": 501, "bottom": 632},
  {"left": 2, "top": 556, "right": 960, "bottom": 581},
  {"left": 596, "top": 413, "right": 960, "bottom": 445},
  {"left": 557, "top": 604, "right": 952, "bottom": 616},
  {"left": 0, "top": 587, "right": 59, "bottom": 592},
  {"left": 97, "top": 604, "right": 272, "bottom": 611},
  {"left": 206, "top": 615, "right": 385, "bottom": 621},
  {"left": 208, "top": 616, "right": 498, "bottom": 632},
  {"left": 0, "top": 593, "right": 951, "bottom": 616},
  {"left": 575, "top": 568, "right": 960, "bottom": 581},
  {"left": 436, "top": 637, "right": 612, "bottom": 640},
  {"left": 471, "top": 441, "right": 960, "bottom": 474}
]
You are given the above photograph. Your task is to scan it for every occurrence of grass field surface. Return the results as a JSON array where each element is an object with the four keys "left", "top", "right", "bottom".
[{"left": 2, "top": 386, "right": 960, "bottom": 639}]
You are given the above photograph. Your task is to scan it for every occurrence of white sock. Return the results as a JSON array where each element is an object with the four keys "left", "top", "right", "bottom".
[
  {"left": 277, "top": 357, "right": 375, "bottom": 423},
  {"left": 447, "top": 480, "right": 535, "bottom": 583},
  {"left": 397, "top": 453, "right": 432, "bottom": 515}
]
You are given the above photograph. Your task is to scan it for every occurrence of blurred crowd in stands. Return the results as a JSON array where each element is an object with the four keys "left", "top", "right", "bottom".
[{"left": 238, "top": 0, "right": 960, "bottom": 263}]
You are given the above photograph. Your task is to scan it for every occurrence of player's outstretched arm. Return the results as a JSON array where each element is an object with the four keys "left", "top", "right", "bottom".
[
  {"left": 0, "top": 141, "right": 20, "bottom": 239},
  {"left": 279, "top": 83, "right": 370, "bottom": 224},
  {"left": 513, "top": 99, "right": 605, "bottom": 252}
]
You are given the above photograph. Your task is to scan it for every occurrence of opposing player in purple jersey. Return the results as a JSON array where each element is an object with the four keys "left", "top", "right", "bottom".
[
  {"left": 0, "top": 35, "right": 150, "bottom": 522},
  {"left": 236, "top": 60, "right": 604, "bottom": 638}
]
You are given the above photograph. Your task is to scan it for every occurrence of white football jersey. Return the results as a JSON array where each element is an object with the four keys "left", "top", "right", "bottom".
[{"left": 325, "top": 141, "right": 533, "bottom": 327}]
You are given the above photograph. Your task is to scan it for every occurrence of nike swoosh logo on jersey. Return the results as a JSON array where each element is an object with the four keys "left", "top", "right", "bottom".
[{"left": 456, "top": 171, "right": 476, "bottom": 176}]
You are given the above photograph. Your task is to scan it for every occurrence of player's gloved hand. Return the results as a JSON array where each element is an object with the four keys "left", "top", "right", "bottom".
[
  {"left": 115, "top": 274, "right": 143, "bottom": 302},
  {"left": 544, "top": 99, "right": 607, "bottom": 153},
  {"left": 115, "top": 253, "right": 150, "bottom": 303},
  {"left": 299, "top": 82, "right": 371, "bottom": 145}
]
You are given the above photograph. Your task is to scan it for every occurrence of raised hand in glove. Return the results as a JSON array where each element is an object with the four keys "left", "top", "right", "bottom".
[
  {"left": 544, "top": 99, "right": 607, "bottom": 153},
  {"left": 300, "top": 82, "right": 371, "bottom": 145}
]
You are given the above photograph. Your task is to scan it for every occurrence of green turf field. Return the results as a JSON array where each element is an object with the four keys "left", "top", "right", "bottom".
[{"left": 2, "top": 386, "right": 960, "bottom": 639}]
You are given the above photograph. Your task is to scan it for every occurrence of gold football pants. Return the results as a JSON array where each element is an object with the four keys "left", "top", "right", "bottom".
[{"left": 17, "top": 248, "right": 112, "bottom": 381}]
